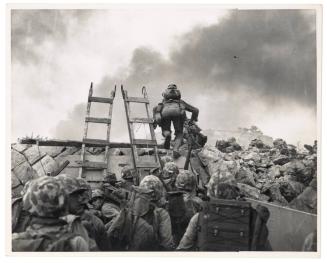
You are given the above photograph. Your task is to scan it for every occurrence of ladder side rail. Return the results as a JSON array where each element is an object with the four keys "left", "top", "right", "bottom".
[
  {"left": 79, "top": 82, "right": 93, "bottom": 178},
  {"left": 121, "top": 85, "right": 138, "bottom": 171},
  {"left": 142, "top": 87, "right": 162, "bottom": 169},
  {"left": 103, "top": 85, "right": 116, "bottom": 178}
]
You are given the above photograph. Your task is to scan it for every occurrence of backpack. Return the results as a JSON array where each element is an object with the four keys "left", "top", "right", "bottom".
[
  {"left": 107, "top": 193, "right": 159, "bottom": 251},
  {"left": 12, "top": 229, "right": 77, "bottom": 251},
  {"left": 161, "top": 101, "right": 185, "bottom": 119},
  {"left": 196, "top": 198, "right": 270, "bottom": 251}
]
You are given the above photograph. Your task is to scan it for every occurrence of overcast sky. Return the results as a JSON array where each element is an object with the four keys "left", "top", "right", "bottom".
[{"left": 11, "top": 7, "right": 317, "bottom": 145}]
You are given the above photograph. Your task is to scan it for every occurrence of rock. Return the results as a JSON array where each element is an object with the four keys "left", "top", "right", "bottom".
[
  {"left": 261, "top": 182, "right": 288, "bottom": 206},
  {"left": 249, "top": 138, "right": 271, "bottom": 149},
  {"left": 273, "top": 155, "right": 290, "bottom": 165},
  {"left": 267, "top": 165, "right": 281, "bottom": 179},
  {"left": 12, "top": 161, "right": 38, "bottom": 185},
  {"left": 279, "top": 180, "right": 305, "bottom": 202},
  {"left": 198, "top": 146, "right": 224, "bottom": 166},
  {"left": 242, "top": 151, "right": 261, "bottom": 163},
  {"left": 32, "top": 155, "right": 59, "bottom": 177},
  {"left": 86, "top": 147, "right": 105, "bottom": 155},
  {"left": 237, "top": 183, "right": 269, "bottom": 200},
  {"left": 289, "top": 185, "right": 317, "bottom": 214},
  {"left": 215, "top": 137, "right": 242, "bottom": 153},
  {"left": 11, "top": 150, "right": 26, "bottom": 169},
  {"left": 235, "top": 167, "right": 256, "bottom": 187},
  {"left": 273, "top": 138, "right": 288, "bottom": 150},
  {"left": 283, "top": 160, "right": 313, "bottom": 185}
]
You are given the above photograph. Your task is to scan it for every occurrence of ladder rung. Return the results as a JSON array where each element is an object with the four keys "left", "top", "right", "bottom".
[
  {"left": 89, "top": 96, "right": 113, "bottom": 104},
  {"left": 83, "top": 138, "right": 110, "bottom": 146},
  {"left": 81, "top": 161, "right": 107, "bottom": 169},
  {"left": 126, "top": 97, "right": 149, "bottom": 104},
  {"left": 130, "top": 117, "right": 154, "bottom": 124},
  {"left": 85, "top": 117, "right": 111, "bottom": 124},
  {"left": 136, "top": 162, "right": 161, "bottom": 168},
  {"left": 133, "top": 139, "right": 157, "bottom": 146}
]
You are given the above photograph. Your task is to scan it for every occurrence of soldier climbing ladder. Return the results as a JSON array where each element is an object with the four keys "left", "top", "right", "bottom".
[
  {"left": 79, "top": 82, "right": 116, "bottom": 180},
  {"left": 121, "top": 85, "right": 162, "bottom": 184}
]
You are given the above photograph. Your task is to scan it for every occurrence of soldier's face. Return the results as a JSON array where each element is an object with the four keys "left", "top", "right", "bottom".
[
  {"left": 91, "top": 197, "right": 104, "bottom": 210},
  {"left": 68, "top": 190, "right": 87, "bottom": 215}
]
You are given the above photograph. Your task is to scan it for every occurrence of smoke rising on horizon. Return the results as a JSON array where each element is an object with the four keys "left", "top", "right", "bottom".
[{"left": 11, "top": 9, "right": 317, "bottom": 145}]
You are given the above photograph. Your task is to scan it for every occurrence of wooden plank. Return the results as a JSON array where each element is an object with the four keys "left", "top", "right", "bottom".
[
  {"left": 85, "top": 117, "right": 111, "bottom": 124},
  {"left": 19, "top": 139, "right": 165, "bottom": 148},
  {"left": 133, "top": 139, "right": 157, "bottom": 146},
  {"left": 136, "top": 162, "right": 160, "bottom": 168},
  {"left": 77, "top": 160, "right": 107, "bottom": 169},
  {"left": 125, "top": 97, "right": 149, "bottom": 104},
  {"left": 89, "top": 96, "right": 113, "bottom": 104},
  {"left": 129, "top": 117, "right": 154, "bottom": 124},
  {"left": 83, "top": 138, "right": 110, "bottom": 146}
]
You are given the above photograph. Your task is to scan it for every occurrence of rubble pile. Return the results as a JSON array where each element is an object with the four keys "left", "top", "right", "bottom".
[{"left": 197, "top": 138, "right": 317, "bottom": 214}]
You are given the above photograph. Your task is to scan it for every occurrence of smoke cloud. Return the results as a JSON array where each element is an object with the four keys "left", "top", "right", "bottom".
[{"left": 11, "top": 9, "right": 317, "bottom": 145}]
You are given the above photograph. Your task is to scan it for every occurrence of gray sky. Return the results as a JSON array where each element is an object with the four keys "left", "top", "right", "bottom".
[{"left": 11, "top": 8, "right": 317, "bottom": 145}]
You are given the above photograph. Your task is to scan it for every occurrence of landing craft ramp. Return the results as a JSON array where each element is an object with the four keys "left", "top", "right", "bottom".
[{"left": 247, "top": 198, "right": 317, "bottom": 251}]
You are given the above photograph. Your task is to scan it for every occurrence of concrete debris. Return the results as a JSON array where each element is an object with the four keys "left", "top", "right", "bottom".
[
  {"left": 215, "top": 137, "right": 242, "bottom": 153},
  {"left": 196, "top": 139, "right": 317, "bottom": 213}
]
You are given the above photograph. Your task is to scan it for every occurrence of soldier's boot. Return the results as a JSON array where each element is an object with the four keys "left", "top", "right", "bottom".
[
  {"left": 173, "top": 133, "right": 183, "bottom": 159},
  {"left": 163, "top": 131, "right": 172, "bottom": 150}
]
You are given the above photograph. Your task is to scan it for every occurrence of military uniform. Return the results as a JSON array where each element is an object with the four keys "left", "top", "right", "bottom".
[{"left": 12, "top": 176, "right": 89, "bottom": 252}]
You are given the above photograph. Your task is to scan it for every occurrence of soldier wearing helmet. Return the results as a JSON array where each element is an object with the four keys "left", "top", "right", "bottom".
[
  {"left": 162, "top": 162, "right": 179, "bottom": 191},
  {"left": 12, "top": 176, "right": 89, "bottom": 251},
  {"left": 57, "top": 174, "right": 109, "bottom": 251},
  {"left": 153, "top": 84, "right": 199, "bottom": 158},
  {"left": 177, "top": 176, "right": 271, "bottom": 251},
  {"left": 136, "top": 175, "right": 175, "bottom": 250},
  {"left": 89, "top": 188, "right": 120, "bottom": 226}
]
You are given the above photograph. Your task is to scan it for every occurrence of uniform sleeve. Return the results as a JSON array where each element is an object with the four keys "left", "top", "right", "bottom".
[
  {"left": 181, "top": 100, "right": 199, "bottom": 122},
  {"left": 176, "top": 213, "right": 199, "bottom": 251},
  {"left": 156, "top": 208, "right": 175, "bottom": 250},
  {"left": 69, "top": 236, "right": 89, "bottom": 251}
]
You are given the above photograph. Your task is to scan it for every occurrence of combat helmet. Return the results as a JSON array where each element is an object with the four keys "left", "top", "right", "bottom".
[
  {"left": 162, "top": 162, "right": 179, "bottom": 181},
  {"left": 57, "top": 174, "right": 90, "bottom": 204},
  {"left": 139, "top": 175, "right": 164, "bottom": 201},
  {"left": 206, "top": 175, "right": 240, "bottom": 200},
  {"left": 23, "top": 176, "right": 67, "bottom": 218},
  {"left": 175, "top": 169, "right": 197, "bottom": 192}
]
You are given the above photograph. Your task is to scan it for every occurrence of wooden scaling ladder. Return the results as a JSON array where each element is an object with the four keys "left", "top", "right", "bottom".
[
  {"left": 79, "top": 82, "right": 116, "bottom": 179},
  {"left": 121, "top": 85, "right": 162, "bottom": 183}
]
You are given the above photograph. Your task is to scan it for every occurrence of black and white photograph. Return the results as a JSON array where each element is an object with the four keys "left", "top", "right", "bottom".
[{"left": 7, "top": 4, "right": 321, "bottom": 255}]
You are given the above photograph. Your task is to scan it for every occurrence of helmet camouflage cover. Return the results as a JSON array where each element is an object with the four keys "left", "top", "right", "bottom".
[
  {"left": 162, "top": 162, "right": 179, "bottom": 180},
  {"left": 23, "top": 176, "right": 67, "bottom": 218},
  {"left": 206, "top": 175, "right": 240, "bottom": 199},
  {"left": 160, "top": 155, "right": 174, "bottom": 166},
  {"left": 175, "top": 170, "right": 197, "bottom": 192},
  {"left": 91, "top": 189, "right": 104, "bottom": 200},
  {"left": 139, "top": 175, "right": 164, "bottom": 201}
]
